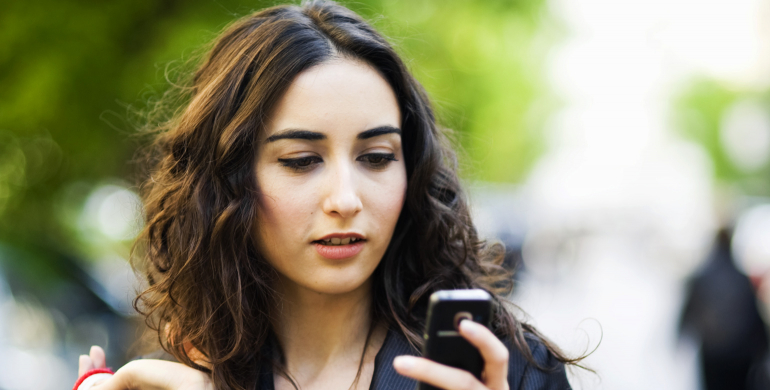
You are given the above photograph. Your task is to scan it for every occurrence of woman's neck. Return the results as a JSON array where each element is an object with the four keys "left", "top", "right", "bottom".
[{"left": 272, "top": 277, "right": 386, "bottom": 390}]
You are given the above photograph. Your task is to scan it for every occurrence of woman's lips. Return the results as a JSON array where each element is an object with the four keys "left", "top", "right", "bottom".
[{"left": 313, "top": 241, "right": 365, "bottom": 259}]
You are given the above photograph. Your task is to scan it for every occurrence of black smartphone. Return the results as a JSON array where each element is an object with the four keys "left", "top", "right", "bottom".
[{"left": 417, "top": 289, "right": 493, "bottom": 390}]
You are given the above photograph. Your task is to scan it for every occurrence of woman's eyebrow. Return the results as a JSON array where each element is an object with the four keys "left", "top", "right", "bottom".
[
  {"left": 357, "top": 126, "right": 401, "bottom": 140},
  {"left": 265, "top": 129, "right": 326, "bottom": 143}
]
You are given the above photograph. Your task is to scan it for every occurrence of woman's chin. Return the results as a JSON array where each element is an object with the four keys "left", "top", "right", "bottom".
[
  {"left": 311, "top": 275, "right": 372, "bottom": 295},
  {"left": 269, "top": 247, "right": 383, "bottom": 297},
  {"left": 288, "top": 268, "right": 375, "bottom": 297}
]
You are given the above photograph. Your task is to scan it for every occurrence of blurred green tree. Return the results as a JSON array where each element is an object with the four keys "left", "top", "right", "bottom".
[
  {"left": 674, "top": 79, "right": 770, "bottom": 196},
  {"left": 0, "top": 0, "right": 552, "bottom": 295}
]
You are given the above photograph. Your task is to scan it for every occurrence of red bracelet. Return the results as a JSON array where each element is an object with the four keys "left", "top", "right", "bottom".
[{"left": 72, "top": 368, "right": 114, "bottom": 390}]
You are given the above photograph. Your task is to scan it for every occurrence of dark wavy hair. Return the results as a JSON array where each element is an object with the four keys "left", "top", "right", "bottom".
[{"left": 133, "top": 1, "right": 580, "bottom": 389}]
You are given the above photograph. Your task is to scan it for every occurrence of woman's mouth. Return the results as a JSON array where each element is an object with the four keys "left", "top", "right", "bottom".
[
  {"left": 312, "top": 235, "right": 366, "bottom": 259},
  {"left": 314, "top": 237, "right": 364, "bottom": 246}
]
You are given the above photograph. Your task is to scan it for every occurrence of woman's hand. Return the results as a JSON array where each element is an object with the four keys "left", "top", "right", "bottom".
[
  {"left": 77, "top": 346, "right": 214, "bottom": 390},
  {"left": 78, "top": 345, "right": 107, "bottom": 377},
  {"left": 393, "top": 320, "right": 510, "bottom": 390}
]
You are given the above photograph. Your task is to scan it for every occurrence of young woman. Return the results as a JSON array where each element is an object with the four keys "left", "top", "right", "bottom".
[{"left": 75, "top": 1, "right": 578, "bottom": 389}]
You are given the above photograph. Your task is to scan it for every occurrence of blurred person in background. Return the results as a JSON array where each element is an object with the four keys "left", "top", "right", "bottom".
[
  {"left": 679, "top": 228, "right": 770, "bottom": 390},
  {"left": 72, "top": 1, "right": 583, "bottom": 390}
]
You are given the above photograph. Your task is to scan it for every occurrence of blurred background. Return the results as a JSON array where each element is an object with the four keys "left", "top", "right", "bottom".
[{"left": 1, "top": 0, "right": 770, "bottom": 389}]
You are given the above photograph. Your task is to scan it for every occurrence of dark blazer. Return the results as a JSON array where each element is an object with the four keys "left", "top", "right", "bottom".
[{"left": 142, "top": 328, "right": 572, "bottom": 390}]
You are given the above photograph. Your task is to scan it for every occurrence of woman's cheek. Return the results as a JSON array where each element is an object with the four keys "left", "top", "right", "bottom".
[
  {"left": 255, "top": 170, "right": 311, "bottom": 245},
  {"left": 263, "top": 188, "right": 316, "bottom": 240},
  {"left": 260, "top": 168, "right": 315, "bottom": 213},
  {"left": 373, "top": 169, "right": 407, "bottom": 225}
]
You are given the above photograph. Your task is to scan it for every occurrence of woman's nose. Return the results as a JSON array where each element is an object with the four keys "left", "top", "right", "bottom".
[{"left": 322, "top": 162, "right": 363, "bottom": 218}]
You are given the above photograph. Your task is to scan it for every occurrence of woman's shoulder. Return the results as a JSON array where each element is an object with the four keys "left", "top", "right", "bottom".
[{"left": 504, "top": 333, "right": 572, "bottom": 390}]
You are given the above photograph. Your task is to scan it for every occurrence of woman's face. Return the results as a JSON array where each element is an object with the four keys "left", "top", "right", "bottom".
[{"left": 254, "top": 58, "right": 406, "bottom": 297}]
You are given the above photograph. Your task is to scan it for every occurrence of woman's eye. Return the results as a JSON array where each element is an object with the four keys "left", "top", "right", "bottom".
[
  {"left": 358, "top": 153, "right": 397, "bottom": 169},
  {"left": 278, "top": 156, "right": 323, "bottom": 172}
]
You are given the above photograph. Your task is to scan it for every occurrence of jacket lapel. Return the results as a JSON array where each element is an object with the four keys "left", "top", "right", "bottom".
[{"left": 370, "top": 328, "right": 421, "bottom": 390}]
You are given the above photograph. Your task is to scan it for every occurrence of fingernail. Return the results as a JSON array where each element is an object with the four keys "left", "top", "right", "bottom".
[
  {"left": 90, "top": 345, "right": 98, "bottom": 354},
  {"left": 79, "top": 355, "right": 89, "bottom": 364},
  {"left": 394, "top": 356, "right": 415, "bottom": 370},
  {"left": 460, "top": 320, "right": 477, "bottom": 336}
]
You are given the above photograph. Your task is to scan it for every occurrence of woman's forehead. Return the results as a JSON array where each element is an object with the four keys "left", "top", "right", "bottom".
[{"left": 264, "top": 58, "right": 401, "bottom": 138}]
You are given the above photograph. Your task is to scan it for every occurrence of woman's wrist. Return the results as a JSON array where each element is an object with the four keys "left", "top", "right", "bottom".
[{"left": 73, "top": 368, "right": 114, "bottom": 390}]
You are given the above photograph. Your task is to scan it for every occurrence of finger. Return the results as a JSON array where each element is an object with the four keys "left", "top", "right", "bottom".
[
  {"left": 394, "top": 356, "right": 485, "bottom": 390},
  {"left": 79, "top": 355, "right": 94, "bottom": 377},
  {"left": 90, "top": 361, "right": 155, "bottom": 390},
  {"left": 92, "top": 359, "right": 213, "bottom": 390},
  {"left": 459, "top": 320, "right": 509, "bottom": 390},
  {"left": 90, "top": 345, "right": 107, "bottom": 369}
]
